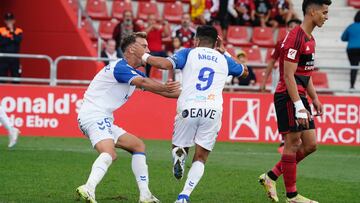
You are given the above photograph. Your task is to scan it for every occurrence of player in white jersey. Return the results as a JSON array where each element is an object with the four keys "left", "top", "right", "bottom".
[
  {"left": 0, "top": 104, "right": 19, "bottom": 148},
  {"left": 76, "top": 32, "right": 180, "bottom": 203},
  {"left": 137, "top": 25, "right": 248, "bottom": 203}
]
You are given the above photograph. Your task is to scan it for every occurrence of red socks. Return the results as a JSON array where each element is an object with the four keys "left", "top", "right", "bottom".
[{"left": 281, "top": 154, "right": 297, "bottom": 193}]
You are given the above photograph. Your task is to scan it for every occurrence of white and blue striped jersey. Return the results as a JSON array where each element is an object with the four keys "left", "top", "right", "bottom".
[
  {"left": 78, "top": 58, "right": 145, "bottom": 120},
  {"left": 167, "top": 47, "right": 245, "bottom": 111}
]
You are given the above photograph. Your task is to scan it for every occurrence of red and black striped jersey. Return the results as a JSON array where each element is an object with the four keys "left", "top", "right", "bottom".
[{"left": 276, "top": 26, "right": 316, "bottom": 95}]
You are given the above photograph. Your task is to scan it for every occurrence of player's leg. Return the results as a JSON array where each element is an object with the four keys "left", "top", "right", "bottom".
[
  {"left": 115, "top": 132, "right": 159, "bottom": 203},
  {"left": 175, "top": 144, "right": 209, "bottom": 203},
  {"left": 0, "top": 105, "right": 19, "bottom": 148},
  {"left": 172, "top": 111, "right": 197, "bottom": 180},
  {"left": 259, "top": 93, "right": 295, "bottom": 202},
  {"left": 175, "top": 110, "right": 220, "bottom": 203},
  {"left": 76, "top": 118, "right": 117, "bottom": 203},
  {"left": 77, "top": 139, "right": 116, "bottom": 203}
]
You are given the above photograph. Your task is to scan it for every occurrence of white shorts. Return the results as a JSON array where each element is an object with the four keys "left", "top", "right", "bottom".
[
  {"left": 78, "top": 116, "right": 126, "bottom": 147},
  {"left": 172, "top": 108, "right": 222, "bottom": 151}
]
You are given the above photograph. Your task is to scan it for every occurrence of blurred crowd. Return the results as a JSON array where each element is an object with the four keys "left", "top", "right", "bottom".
[{"left": 98, "top": 0, "right": 300, "bottom": 88}]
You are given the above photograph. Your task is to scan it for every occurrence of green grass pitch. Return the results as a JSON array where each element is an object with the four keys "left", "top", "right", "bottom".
[{"left": 0, "top": 136, "right": 359, "bottom": 203}]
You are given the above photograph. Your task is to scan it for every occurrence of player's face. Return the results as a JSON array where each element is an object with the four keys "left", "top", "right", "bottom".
[
  {"left": 135, "top": 37, "right": 149, "bottom": 67},
  {"left": 313, "top": 4, "right": 329, "bottom": 27}
]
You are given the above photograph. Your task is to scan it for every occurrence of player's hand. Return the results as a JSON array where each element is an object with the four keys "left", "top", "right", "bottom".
[
  {"left": 131, "top": 42, "right": 145, "bottom": 59},
  {"left": 215, "top": 36, "right": 226, "bottom": 54},
  {"left": 165, "top": 79, "right": 181, "bottom": 93},
  {"left": 313, "top": 98, "right": 323, "bottom": 116},
  {"left": 296, "top": 109, "right": 311, "bottom": 129}
]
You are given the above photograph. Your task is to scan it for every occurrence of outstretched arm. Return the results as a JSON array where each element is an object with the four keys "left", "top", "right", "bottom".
[{"left": 131, "top": 77, "right": 180, "bottom": 98}]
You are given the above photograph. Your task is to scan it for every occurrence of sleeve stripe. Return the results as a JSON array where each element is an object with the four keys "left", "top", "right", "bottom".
[
  {"left": 239, "top": 64, "right": 245, "bottom": 77},
  {"left": 166, "top": 57, "right": 176, "bottom": 69},
  {"left": 294, "top": 31, "right": 302, "bottom": 50},
  {"left": 128, "top": 75, "right": 141, "bottom": 85}
]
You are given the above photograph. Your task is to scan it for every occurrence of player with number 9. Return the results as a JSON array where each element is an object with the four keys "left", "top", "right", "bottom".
[{"left": 136, "top": 25, "right": 248, "bottom": 202}]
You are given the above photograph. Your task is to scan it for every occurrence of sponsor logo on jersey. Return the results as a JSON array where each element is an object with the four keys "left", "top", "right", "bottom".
[
  {"left": 287, "top": 48, "right": 297, "bottom": 60},
  {"left": 229, "top": 98, "right": 260, "bottom": 140},
  {"left": 182, "top": 108, "right": 217, "bottom": 119}
]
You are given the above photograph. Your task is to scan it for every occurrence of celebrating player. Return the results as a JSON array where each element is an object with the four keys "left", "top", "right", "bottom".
[
  {"left": 258, "top": 0, "right": 331, "bottom": 203},
  {"left": 76, "top": 32, "right": 180, "bottom": 203},
  {"left": 136, "top": 25, "right": 248, "bottom": 203},
  {"left": 0, "top": 104, "right": 19, "bottom": 148}
]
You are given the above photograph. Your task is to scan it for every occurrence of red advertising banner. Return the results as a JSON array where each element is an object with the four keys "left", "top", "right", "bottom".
[{"left": 0, "top": 84, "right": 359, "bottom": 145}]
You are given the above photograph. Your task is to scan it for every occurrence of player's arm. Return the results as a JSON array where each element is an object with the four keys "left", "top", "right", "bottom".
[
  {"left": 225, "top": 54, "right": 249, "bottom": 78},
  {"left": 131, "top": 77, "right": 180, "bottom": 98},
  {"left": 142, "top": 48, "right": 191, "bottom": 71},
  {"left": 216, "top": 36, "right": 248, "bottom": 78},
  {"left": 306, "top": 77, "right": 323, "bottom": 116},
  {"left": 154, "top": 79, "right": 181, "bottom": 98},
  {"left": 260, "top": 58, "right": 276, "bottom": 92},
  {"left": 284, "top": 60, "right": 310, "bottom": 128}
]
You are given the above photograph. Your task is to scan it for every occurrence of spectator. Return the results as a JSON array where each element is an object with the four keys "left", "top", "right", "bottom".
[
  {"left": 191, "top": 0, "right": 206, "bottom": 25},
  {"left": 232, "top": 51, "right": 256, "bottom": 86},
  {"left": 112, "top": 10, "right": 141, "bottom": 57},
  {"left": 144, "top": 14, "right": 170, "bottom": 76},
  {"left": 204, "top": 0, "right": 219, "bottom": 25},
  {"left": 172, "top": 13, "right": 196, "bottom": 48},
  {"left": 228, "top": 0, "right": 255, "bottom": 26},
  {"left": 167, "top": 37, "right": 185, "bottom": 83},
  {"left": 213, "top": 0, "right": 230, "bottom": 39},
  {"left": 0, "top": 12, "right": 23, "bottom": 83},
  {"left": 253, "top": 0, "right": 272, "bottom": 27},
  {"left": 268, "top": 0, "right": 298, "bottom": 28},
  {"left": 100, "top": 39, "right": 120, "bottom": 66},
  {"left": 341, "top": 11, "right": 360, "bottom": 89}
]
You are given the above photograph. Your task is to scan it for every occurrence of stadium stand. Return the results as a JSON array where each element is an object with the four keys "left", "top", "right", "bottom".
[
  {"left": 98, "top": 20, "right": 118, "bottom": 40},
  {"left": 85, "top": 0, "right": 109, "bottom": 20},
  {"left": 111, "top": 0, "right": 133, "bottom": 20},
  {"left": 163, "top": 1, "right": 183, "bottom": 23},
  {"left": 73, "top": 0, "right": 358, "bottom": 90},
  {"left": 241, "top": 47, "right": 262, "bottom": 65},
  {"left": 251, "top": 27, "right": 275, "bottom": 47},
  {"left": 348, "top": 0, "right": 360, "bottom": 8},
  {"left": 312, "top": 71, "right": 330, "bottom": 89},
  {"left": 277, "top": 27, "right": 287, "bottom": 42},
  {"left": 226, "top": 26, "right": 252, "bottom": 47},
  {"left": 137, "top": 1, "right": 159, "bottom": 20}
]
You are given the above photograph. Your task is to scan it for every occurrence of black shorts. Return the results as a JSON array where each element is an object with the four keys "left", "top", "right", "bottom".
[{"left": 274, "top": 93, "right": 315, "bottom": 135}]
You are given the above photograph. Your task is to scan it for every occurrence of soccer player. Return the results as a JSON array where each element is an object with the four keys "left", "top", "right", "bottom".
[
  {"left": 76, "top": 32, "right": 180, "bottom": 203},
  {"left": 138, "top": 25, "right": 248, "bottom": 203},
  {"left": 258, "top": 0, "right": 331, "bottom": 203},
  {"left": 0, "top": 104, "right": 19, "bottom": 148},
  {"left": 260, "top": 18, "right": 302, "bottom": 154}
]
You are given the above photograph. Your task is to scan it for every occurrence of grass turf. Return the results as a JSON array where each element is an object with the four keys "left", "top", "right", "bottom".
[{"left": 0, "top": 136, "right": 359, "bottom": 203}]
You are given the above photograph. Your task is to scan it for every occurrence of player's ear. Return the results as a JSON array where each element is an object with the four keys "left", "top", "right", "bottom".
[{"left": 128, "top": 45, "right": 134, "bottom": 54}]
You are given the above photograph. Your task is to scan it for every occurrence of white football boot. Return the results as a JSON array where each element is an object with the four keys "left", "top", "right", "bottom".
[{"left": 172, "top": 147, "right": 187, "bottom": 180}]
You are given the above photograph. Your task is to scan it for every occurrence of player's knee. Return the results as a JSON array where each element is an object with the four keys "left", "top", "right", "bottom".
[
  {"left": 305, "top": 143, "right": 317, "bottom": 154},
  {"left": 107, "top": 151, "right": 117, "bottom": 161},
  {"left": 133, "top": 139, "right": 146, "bottom": 153}
]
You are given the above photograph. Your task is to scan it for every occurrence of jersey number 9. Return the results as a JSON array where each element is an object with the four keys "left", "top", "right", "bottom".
[{"left": 196, "top": 67, "right": 215, "bottom": 91}]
